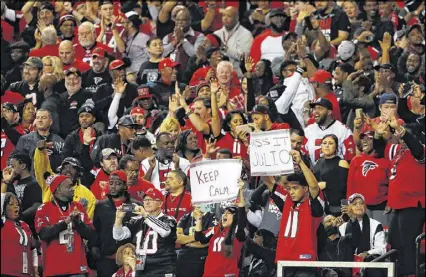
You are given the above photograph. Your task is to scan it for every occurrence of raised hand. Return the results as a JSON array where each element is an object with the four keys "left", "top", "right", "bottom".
[
  {"left": 245, "top": 56, "right": 255, "bottom": 72},
  {"left": 168, "top": 94, "right": 181, "bottom": 113},
  {"left": 205, "top": 68, "right": 216, "bottom": 81},
  {"left": 204, "top": 138, "right": 220, "bottom": 156},
  {"left": 210, "top": 78, "right": 219, "bottom": 93},
  {"left": 83, "top": 127, "right": 96, "bottom": 145},
  {"left": 114, "top": 77, "right": 127, "bottom": 94},
  {"left": 296, "top": 38, "right": 307, "bottom": 57},
  {"left": 290, "top": 150, "right": 302, "bottom": 164},
  {"left": 379, "top": 32, "right": 392, "bottom": 51},
  {"left": 2, "top": 166, "right": 15, "bottom": 185},
  {"left": 347, "top": 70, "right": 363, "bottom": 82}
]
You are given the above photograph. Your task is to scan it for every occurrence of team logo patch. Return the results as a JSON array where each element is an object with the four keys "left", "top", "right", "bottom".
[{"left": 361, "top": 160, "right": 378, "bottom": 176}]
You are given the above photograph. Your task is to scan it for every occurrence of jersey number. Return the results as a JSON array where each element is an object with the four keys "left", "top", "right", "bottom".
[
  {"left": 284, "top": 211, "right": 299, "bottom": 238},
  {"left": 212, "top": 237, "right": 225, "bottom": 252},
  {"left": 59, "top": 229, "right": 73, "bottom": 244},
  {"left": 136, "top": 230, "right": 158, "bottom": 255},
  {"left": 1, "top": 138, "right": 6, "bottom": 156}
]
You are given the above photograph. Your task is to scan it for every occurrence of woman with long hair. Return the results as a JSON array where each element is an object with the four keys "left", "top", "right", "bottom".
[
  {"left": 194, "top": 180, "right": 247, "bottom": 277},
  {"left": 215, "top": 110, "right": 249, "bottom": 159},
  {"left": 176, "top": 129, "right": 203, "bottom": 163},
  {"left": 41, "top": 56, "right": 64, "bottom": 81},
  {"left": 112, "top": 243, "right": 136, "bottom": 277},
  {"left": 314, "top": 134, "right": 350, "bottom": 216},
  {"left": 16, "top": 99, "right": 36, "bottom": 133},
  {"left": 252, "top": 59, "right": 274, "bottom": 96},
  {"left": 1, "top": 166, "right": 38, "bottom": 277}
]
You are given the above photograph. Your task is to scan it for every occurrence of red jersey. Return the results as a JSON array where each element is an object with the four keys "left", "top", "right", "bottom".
[
  {"left": 90, "top": 169, "right": 110, "bottom": 200},
  {"left": 73, "top": 42, "right": 111, "bottom": 66},
  {"left": 35, "top": 201, "right": 94, "bottom": 277},
  {"left": 203, "top": 225, "right": 244, "bottom": 277},
  {"left": 29, "top": 44, "right": 60, "bottom": 58},
  {"left": 216, "top": 132, "right": 248, "bottom": 159},
  {"left": 63, "top": 58, "right": 92, "bottom": 73},
  {"left": 94, "top": 23, "right": 125, "bottom": 57},
  {"left": 1, "top": 219, "right": 34, "bottom": 277},
  {"left": 1, "top": 125, "right": 25, "bottom": 170},
  {"left": 385, "top": 143, "right": 425, "bottom": 209},
  {"left": 275, "top": 195, "right": 323, "bottom": 262},
  {"left": 127, "top": 177, "right": 155, "bottom": 202},
  {"left": 162, "top": 191, "right": 192, "bottom": 222},
  {"left": 1, "top": 91, "right": 24, "bottom": 104},
  {"left": 347, "top": 153, "right": 391, "bottom": 205}
]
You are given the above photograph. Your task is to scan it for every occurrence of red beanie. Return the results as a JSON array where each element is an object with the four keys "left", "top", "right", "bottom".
[{"left": 46, "top": 174, "right": 69, "bottom": 194}]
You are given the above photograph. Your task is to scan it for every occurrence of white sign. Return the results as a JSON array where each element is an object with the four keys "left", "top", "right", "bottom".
[
  {"left": 190, "top": 159, "right": 242, "bottom": 204},
  {"left": 249, "top": 129, "right": 294, "bottom": 176}
]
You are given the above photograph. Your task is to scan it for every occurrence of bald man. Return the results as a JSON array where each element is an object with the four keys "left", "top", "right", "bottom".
[
  {"left": 59, "top": 40, "right": 91, "bottom": 72},
  {"left": 39, "top": 74, "right": 62, "bottom": 134},
  {"left": 214, "top": 6, "right": 253, "bottom": 77}
]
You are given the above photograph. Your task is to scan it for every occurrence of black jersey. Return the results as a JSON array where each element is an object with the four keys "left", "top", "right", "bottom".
[{"left": 126, "top": 213, "right": 177, "bottom": 271}]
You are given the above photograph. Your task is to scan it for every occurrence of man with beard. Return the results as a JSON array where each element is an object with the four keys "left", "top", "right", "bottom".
[
  {"left": 91, "top": 115, "right": 138, "bottom": 165},
  {"left": 82, "top": 47, "right": 112, "bottom": 95},
  {"left": 5, "top": 151, "right": 42, "bottom": 233},
  {"left": 312, "top": 0, "right": 350, "bottom": 46},
  {"left": 399, "top": 53, "right": 422, "bottom": 82},
  {"left": 332, "top": 63, "right": 355, "bottom": 123},
  {"left": 5, "top": 41, "right": 31, "bottom": 84},
  {"left": 119, "top": 155, "right": 155, "bottom": 202},
  {"left": 163, "top": 9, "right": 205, "bottom": 70},
  {"left": 89, "top": 170, "right": 140, "bottom": 277},
  {"left": 133, "top": 85, "right": 164, "bottom": 130},
  {"left": 94, "top": 59, "right": 138, "bottom": 128},
  {"left": 304, "top": 98, "right": 356, "bottom": 165},
  {"left": 16, "top": 109, "right": 65, "bottom": 171},
  {"left": 91, "top": 148, "right": 119, "bottom": 200},
  {"left": 74, "top": 21, "right": 111, "bottom": 66},
  {"left": 34, "top": 142, "right": 97, "bottom": 219},
  {"left": 131, "top": 136, "right": 155, "bottom": 178},
  {"left": 214, "top": 6, "right": 253, "bottom": 77},
  {"left": 1, "top": 103, "right": 25, "bottom": 170},
  {"left": 39, "top": 74, "right": 62, "bottom": 135},
  {"left": 59, "top": 40, "right": 91, "bottom": 73},
  {"left": 8, "top": 57, "right": 43, "bottom": 108},
  {"left": 58, "top": 14, "right": 78, "bottom": 44},
  {"left": 35, "top": 173, "right": 95, "bottom": 277},
  {"left": 59, "top": 68, "right": 92, "bottom": 138},
  {"left": 250, "top": 9, "right": 287, "bottom": 64},
  {"left": 163, "top": 169, "right": 192, "bottom": 222},
  {"left": 142, "top": 132, "right": 190, "bottom": 189},
  {"left": 62, "top": 100, "right": 102, "bottom": 188}
]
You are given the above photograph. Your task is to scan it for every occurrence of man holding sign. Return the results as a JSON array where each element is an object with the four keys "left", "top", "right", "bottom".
[
  {"left": 189, "top": 159, "right": 242, "bottom": 205},
  {"left": 249, "top": 129, "right": 295, "bottom": 176}
]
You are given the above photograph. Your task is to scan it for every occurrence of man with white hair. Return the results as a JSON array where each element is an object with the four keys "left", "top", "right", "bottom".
[
  {"left": 59, "top": 40, "right": 91, "bottom": 72},
  {"left": 74, "top": 21, "right": 111, "bottom": 66},
  {"left": 29, "top": 26, "right": 59, "bottom": 58},
  {"left": 216, "top": 60, "right": 241, "bottom": 102}
]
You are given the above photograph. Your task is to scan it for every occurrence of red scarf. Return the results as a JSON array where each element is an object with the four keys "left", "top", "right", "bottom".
[
  {"left": 114, "top": 267, "right": 133, "bottom": 277},
  {"left": 78, "top": 128, "right": 96, "bottom": 153}
]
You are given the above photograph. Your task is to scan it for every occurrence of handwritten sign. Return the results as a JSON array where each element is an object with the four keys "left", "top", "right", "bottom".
[
  {"left": 190, "top": 159, "right": 242, "bottom": 204},
  {"left": 249, "top": 129, "right": 294, "bottom": 176}
]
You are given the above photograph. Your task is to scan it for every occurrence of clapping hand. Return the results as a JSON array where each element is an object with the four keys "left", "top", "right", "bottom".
[
  {"left": 245, "top": 56, "right": 255, "bottom": 73},
  {"left": 2, "top": 166, "right": 15, "bottom": 186},
  {"left": 82, "top": 127, "right": 96, "bottom": 145},
  {"left": 204, "top": 138, "right": 220, "bottom": 156},
  {"left": 379, "top": 32, "right": 392, "bottom": 51}
]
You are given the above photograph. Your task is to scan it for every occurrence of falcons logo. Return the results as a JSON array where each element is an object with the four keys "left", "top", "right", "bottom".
[
  {"left": 94, "top": 77, "right": 103, "bottom": 85},
  {"left": 361, "top": 161, "right": 378, "bottom": 176}
]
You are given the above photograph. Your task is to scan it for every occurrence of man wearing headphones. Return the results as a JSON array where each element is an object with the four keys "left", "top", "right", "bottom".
[{"left": 34, "top": 142, "right": 97, "bottom": 219}]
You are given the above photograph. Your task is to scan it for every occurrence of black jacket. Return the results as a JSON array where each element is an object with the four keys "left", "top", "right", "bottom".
[
  {"left": 40, "top": 92, "right": 62, "bottom": 135},
  {"left": 7, "top": 176, "right": 42, "bottom": 235},
  {"left": 8, "top": 80, "right": 42, "bottom": 108},
  {"left": 59, "top": 88, "right": 92, "bottom": 138},
  {"left": 90, "top": 133, "right": 132, "bottom": 165},
  {"left": 62, "top": 128, "right": 104, "bottom": 187},
  {"left": 89, "top": 194, "right": 140, "bottom": 256}
]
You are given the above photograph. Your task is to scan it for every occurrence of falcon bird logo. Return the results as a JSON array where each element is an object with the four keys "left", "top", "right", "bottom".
[{"left": 361, "top": 161, "right": 378, "bottom": 176}]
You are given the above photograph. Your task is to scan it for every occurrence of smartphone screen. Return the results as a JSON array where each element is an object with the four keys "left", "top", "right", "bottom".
[{"left": 341, "top": 199, "right": 349, "bottom": 206}]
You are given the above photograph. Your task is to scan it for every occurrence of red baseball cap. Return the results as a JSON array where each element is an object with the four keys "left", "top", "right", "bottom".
[
  {"left": 158, "top": 58, "right": 180, "bottom": 71},
  {"left": 144, "top": 188, "right": 164, "bottom": 202},
  {"left": 136, "top": 85, "right": 153, "bottom": 100},
  {"left": 109, "top": 59, "right": 125, "bottom": 71},
  {"left": 130, "top": 107, "right": 145, "bottom": 116},
  {"left": 110, "top": 170, "right": 127, "bottom": 183},
  {"left": 92, "top": 47, "right": 108, "bottom": 58},
  {"left": 310, "top": 70, "right": 332, "bottom": 85}
]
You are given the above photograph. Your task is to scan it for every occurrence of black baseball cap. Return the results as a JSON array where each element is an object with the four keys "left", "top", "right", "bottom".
[
  {"left": 57, "top": 157, "right": 83, "bottom": 172},
  {"left": 65, "top": 67, "right": 82, "bottom": 77},
  {"left": 9, "top": 41, "right": 31, "bottom": 52},
  {"left": 269, "top": 9, "right": 285, "bottom": 18},
  {"left": 406, "top": 24, "right": 422, "bottom": 37},
  {"left": 40, "top": 2, "right": 55, "bottom": 12},
  {"left": 251, "top": 104, "right": 271, "bottom": 116},
  {"left": 2, "top": 102, "right": 18, "bottom": 113},
  {"left": 374, "top": 63, "right": 396, "bottom": 73},
  {"left": 309, "top": 98, "right": 333, "bottom": 110},
  {"left": 117, "top": 115, "right": 140, "bottom": 128}
]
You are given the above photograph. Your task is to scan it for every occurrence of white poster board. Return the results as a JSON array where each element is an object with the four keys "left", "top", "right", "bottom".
[
  {"left": 190, "top": 159, "right": 242, "bottom": 204},
  {"left": 249, "top": 129, "right": 294, "bottom": 176}
]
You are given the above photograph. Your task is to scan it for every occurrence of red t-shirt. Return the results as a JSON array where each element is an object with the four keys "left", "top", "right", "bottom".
[
  {"left": 63, "top": 58, "right": 92, "bottom": 72},
  {"left": 35, "top": 201, "right": 93, "bottom": 277},
  {"left": 29, "top": 44, "right": 60, "bottom": 58},
  {"left": 74, "top": 42, "right": 111, "bottom": 66},
  {"left": 162, "top": 191, "right": 193, "bottom": 222},
  {"left": 90, "top": 169, "right": 110, "bottom": 200},
  {"left": 203, "top": 225, "right": 244, "bottom": 277},
  {"left": 1, "top": 219, "right": 35, "bottom": 277}
]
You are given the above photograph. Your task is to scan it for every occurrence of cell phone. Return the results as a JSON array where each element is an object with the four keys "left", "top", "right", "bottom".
[
  {"left": 355, "top": 108, "right": 364, "bottom": 120},
  {"left": 122, "top": 204, "right": 135, "bottom": 213},
  {"left": 341, "top": 199, "right": 349, "bottom": 206},
  {"left": 304, "top": 16, "right": 314, "bottom": 31},
  {"left": 236, "top": 124, "right": 255, "bottom": 137},
  {"left": 402, "top": 83, "right": 413, "bottom": 97}
]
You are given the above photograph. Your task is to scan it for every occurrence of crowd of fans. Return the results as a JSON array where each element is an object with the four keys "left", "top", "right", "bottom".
[{"left": 0, "top": 0, "right": 425, "bottom": 277}]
